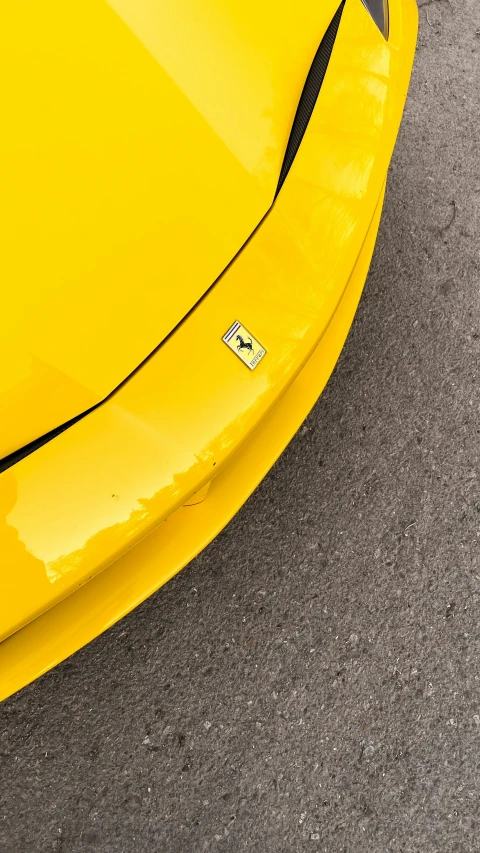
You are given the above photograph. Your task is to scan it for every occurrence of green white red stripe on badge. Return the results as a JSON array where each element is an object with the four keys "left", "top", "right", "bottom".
[{"left": 222, "top": 320, "right": 266, "bottom": 371}]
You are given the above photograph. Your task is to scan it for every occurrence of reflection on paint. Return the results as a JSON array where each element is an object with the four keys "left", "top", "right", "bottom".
[{"left": 0, "top": 0, "right": 411, "bottom": 654}]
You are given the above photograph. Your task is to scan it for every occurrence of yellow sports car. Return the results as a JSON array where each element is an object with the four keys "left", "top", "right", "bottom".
[{"left": 0, "top": 0, "right": 417, "bottom": 700}]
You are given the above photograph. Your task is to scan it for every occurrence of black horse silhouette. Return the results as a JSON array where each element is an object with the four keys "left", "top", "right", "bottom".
[{"left": 236, "top": 334, "right": 254, "bottom": 354}]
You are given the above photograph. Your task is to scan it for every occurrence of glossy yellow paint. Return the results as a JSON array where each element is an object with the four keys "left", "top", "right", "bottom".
[
  {"left": 0, "top": 0, "right": 341, "bottom": 458},
  {"left": 0, "top": 182, "right": 386, "bottom": 703},
  {"left": 0, "top": 0, "right": 418, "bottom": 699}
]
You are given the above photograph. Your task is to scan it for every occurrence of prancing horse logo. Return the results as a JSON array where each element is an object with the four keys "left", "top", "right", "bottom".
[
  {"left": 222, "top": 320, "right": 266, "bottom": 370},
  {"left": 236, "top": 334, "right": 254, "bottom": 354}
]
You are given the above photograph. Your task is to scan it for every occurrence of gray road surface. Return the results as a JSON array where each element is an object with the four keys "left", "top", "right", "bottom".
[{"left": 1, "top": 2, "right": 479, "bottom": 851}]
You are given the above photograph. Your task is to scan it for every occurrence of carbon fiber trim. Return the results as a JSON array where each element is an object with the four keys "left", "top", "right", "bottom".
[
  {"left": 0, "top": 3, "right": 346, "bottom": 475},
  {"left": 275, "top": 1, "right": 345, "bottom": 196},
  {"left": 0, "top": 406, "right": 99, "bottom": 475}
]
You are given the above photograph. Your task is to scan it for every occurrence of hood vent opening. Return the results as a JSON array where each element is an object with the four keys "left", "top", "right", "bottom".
[
  {"left": 0, "top": 2, "right": 347, "bottom": 477},
  {"left": 276, "top": 1, "right": 346, "bottom": 197}
]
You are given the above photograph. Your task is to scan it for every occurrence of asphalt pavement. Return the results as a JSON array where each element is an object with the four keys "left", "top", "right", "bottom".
[{"left": 1, "top": 2, "right": 479, "bottom": 851}]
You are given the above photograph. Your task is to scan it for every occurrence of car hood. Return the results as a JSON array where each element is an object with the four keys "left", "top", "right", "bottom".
[{"left": 1, "top": 0, "right": 339, "bottom": 459}]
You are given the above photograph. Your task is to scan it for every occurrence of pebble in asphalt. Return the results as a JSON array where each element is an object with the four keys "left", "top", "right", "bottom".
[{"left": 1, "top": 2, "right": 479, "bottom": 851}]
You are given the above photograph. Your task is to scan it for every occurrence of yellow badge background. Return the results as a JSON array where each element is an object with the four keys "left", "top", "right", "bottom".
[{"left": 222, "top": 321, "right": 266, "bottom": 370}]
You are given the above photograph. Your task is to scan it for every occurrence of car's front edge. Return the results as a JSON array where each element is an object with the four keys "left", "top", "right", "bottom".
[{"left": 0, "top": 0, "right": 418, "bottom": 701}]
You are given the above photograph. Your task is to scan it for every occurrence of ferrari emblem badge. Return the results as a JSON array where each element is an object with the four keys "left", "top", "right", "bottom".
[{"left": 222, "top": 320, "right": 266, "bottom": 370}]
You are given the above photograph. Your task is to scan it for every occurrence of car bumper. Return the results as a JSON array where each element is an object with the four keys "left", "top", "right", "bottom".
[{"left": 0, "top": 0, "right": 417, "bottom": 701}]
